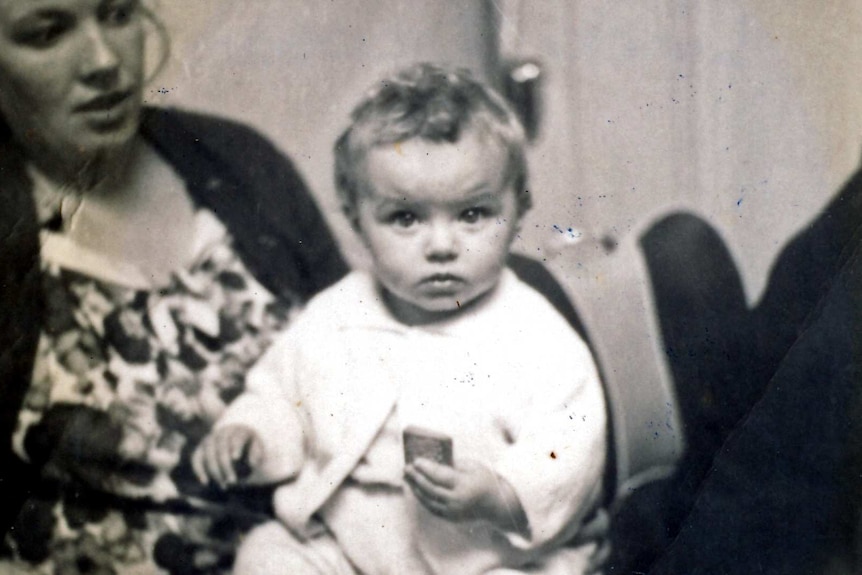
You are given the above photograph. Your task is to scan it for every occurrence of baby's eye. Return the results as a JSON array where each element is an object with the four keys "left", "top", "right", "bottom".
[
  {"left": 388, "top": 211, "right": 418, "bottom": 228},
  {"left": 460, "top": 207, "right": 489, "bottom": 224}
]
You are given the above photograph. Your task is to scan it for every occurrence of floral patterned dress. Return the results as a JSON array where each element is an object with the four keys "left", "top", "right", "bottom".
[{"left": 7, "top": 209, "right": 298, "bottom": 575}]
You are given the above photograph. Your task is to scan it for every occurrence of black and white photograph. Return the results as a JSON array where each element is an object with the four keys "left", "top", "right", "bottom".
[{"left": 0, "top": 1, "right": 860, "bottom": 574}]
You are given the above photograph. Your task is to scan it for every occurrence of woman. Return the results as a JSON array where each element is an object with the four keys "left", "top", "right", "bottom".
[{"left": 0, "top": 0, "right": 346, "bottom": 573}]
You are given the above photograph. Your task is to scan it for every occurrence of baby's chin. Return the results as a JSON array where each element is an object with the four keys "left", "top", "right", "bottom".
[{"left": 392, "top": 288, "right": 502, "bottom": 325}]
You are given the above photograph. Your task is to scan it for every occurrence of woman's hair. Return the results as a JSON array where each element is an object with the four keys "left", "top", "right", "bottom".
[
  {"left": 141, "top": 1, "right": 171, "bottom": 83},
  {"left": 334, "top": 63, "right": 531, "bottom": 217}
]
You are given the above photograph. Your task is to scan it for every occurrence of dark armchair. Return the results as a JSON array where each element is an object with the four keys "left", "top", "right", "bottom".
[{"left": 626, "top": 161, "right": 862, "bottom": 574}]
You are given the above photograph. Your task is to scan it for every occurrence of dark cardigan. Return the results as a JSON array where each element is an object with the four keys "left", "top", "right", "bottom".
[{"left": 0, "top": 107, "right": 348, "bottom": 536}]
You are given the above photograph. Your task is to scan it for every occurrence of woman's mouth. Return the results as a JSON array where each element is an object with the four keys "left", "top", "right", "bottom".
[
  {"left": 75, "top": 90, "right": 134, "bottom": 113},
  {"left": 74, "top": 89, "right": 138, "bottom": 131}
]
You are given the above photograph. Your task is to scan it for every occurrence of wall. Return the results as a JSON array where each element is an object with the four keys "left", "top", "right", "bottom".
[
  {"left": 511, "top": 0, "right": 862, "bottom": 302},
  {"left": 147, "top": 1, "right": 493, "bottom": 266}
]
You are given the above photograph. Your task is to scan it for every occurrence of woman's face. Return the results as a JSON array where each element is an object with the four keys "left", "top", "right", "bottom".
[{"left": 0, "top": 0, "right": 145, "bottom": 161}]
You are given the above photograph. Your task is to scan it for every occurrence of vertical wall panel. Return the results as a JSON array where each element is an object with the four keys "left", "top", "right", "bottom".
[{"left": 509, "top": 0, "right": 862, "bottom": 302}]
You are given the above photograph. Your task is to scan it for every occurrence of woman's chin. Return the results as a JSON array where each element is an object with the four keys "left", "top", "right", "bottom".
[
  {"left": 80, "top": 116, "right": 140, "bottom": 150},
  {"left": 60, "top": 124, "right": 139, "bottom": 166},
  {"left": 64, "top": 102, "right": 142, "bottom": 153}
]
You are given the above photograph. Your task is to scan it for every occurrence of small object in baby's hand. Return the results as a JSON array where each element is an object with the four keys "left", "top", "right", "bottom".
[{"left": 403, "top": 425, "right": 453, "bottom": 466}]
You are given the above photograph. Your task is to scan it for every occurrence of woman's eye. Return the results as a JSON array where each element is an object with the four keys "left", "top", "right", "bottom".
[
  {"left": 389, "top": 211, "right": 418, "bottom": 228},
  {"left": 460, "top": 207, "right": 488, "bottom": 224},
  {"left": 101, "top": 0, "right": 139, "bottom": 25},
  {"left": 15, "top": 23, "right": 67, "bottom": 48}
]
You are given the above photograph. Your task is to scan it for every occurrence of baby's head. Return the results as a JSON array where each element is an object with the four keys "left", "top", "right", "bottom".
[{"left": 335, "top": 63, "right": 531, "bottom": 324}]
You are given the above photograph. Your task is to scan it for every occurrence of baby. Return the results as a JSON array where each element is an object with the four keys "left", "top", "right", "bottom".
[{"left": 193, "top": 63, "right": 608, "bottom": 575}]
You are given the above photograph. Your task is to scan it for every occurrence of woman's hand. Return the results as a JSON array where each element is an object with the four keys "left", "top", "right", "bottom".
[
  {"left": 191, "top": 424, "right": 263, "bottom": 489},
  {"left": 404, "top": 458, "right": 528, "bottom": 535}
]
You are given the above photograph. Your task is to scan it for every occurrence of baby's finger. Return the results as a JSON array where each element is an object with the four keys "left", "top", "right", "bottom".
[
  {"left": 246, "top": 436, "right": 264, "bottom": 469},
  {"left": 405, "top": 464, "right": 451, "bottom": 501},
  {"left": 413, "top": 458, "right": 456, "bottom": 488},
  {"left": 229, "top": 431, "right": 247, "bottom": 461},
  {"left": 216, "top": 434, "right": 239, "bottom": 486},
  {"left": 415, "top": 493, "right": 452, "bottom": 519},
  {"left": 411, "top": 483, "right": 467, "bottom": 521},
  {"left": 191, "top": 442, "right": 209, "bottom": 485},
  {"left": 203, "top": 434, "right": 229, "bottom": 487},
  {"left": 404, "top": 474, "right": 444, "bottom": 506},
  {"left": 200, "top": 435, "right": 220, "bottom": 485}
]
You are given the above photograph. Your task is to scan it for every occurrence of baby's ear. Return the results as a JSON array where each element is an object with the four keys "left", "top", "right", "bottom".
[
  {"left": 513, "top": 199, "right": 527, "bottom": 231},
  {"left": 513, "top": 217, "right": 524, "bottom": 239}
]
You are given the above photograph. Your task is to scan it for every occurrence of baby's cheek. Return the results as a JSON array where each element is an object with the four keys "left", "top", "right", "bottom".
[{"left": 376, "top": 260, "right": 414, "bottom": 290}]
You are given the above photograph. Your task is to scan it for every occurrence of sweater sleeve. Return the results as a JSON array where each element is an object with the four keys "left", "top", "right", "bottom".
[
  {"left": 216, "top": 329, "right": 307, "bottom": 484},
  {"left": 495, "top": 329, "right": 608, "bottom": 551}
]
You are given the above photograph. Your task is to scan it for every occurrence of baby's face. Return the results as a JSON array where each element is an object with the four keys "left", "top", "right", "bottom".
[{"left": 356, "top": 131, "right": 520, "bottom": 323}]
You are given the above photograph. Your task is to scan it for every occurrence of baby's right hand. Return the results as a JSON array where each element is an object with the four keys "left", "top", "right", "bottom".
[{"left": 191, "top": 425, "right": 263, "bottom": 489}]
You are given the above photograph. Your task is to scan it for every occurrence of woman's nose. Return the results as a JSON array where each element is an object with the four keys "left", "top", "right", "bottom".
[
  {"left": 424, "top": 223, "right": 459, "bottom": 262},
  {"left": 79, "top": 24, "right": 121, "bottom": 88}
]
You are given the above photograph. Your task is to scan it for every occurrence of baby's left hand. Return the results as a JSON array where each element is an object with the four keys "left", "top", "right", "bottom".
[{"left": 404, "top": 458, "right": 527, "bottom": 534}]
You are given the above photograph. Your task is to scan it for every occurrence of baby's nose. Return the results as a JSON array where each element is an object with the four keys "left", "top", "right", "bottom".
[{"left": 424, "top": 224, "right": 459, "bottom": 261}]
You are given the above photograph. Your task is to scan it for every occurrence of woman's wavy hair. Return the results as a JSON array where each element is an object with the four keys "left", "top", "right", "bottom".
[
  {"left": 141, "top": 1, "right": 171, "bottom": 83},
  {"left": 334, "top": 63, "right": 531, "bottom": 220},
  {"left": 0, "top": 0, "right": 169, "bottom": 142}
]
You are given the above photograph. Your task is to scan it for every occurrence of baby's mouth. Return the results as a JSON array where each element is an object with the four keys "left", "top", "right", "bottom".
[{"left": 421, "top": 273, "right": 463, "bottom": 285}]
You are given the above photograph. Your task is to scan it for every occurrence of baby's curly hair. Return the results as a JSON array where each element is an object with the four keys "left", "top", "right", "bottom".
[{"left": 334, "top": 63, "right": 531, "bottom": 218}]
